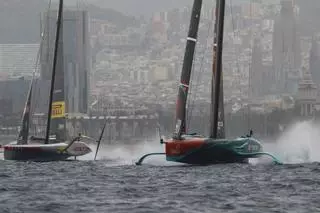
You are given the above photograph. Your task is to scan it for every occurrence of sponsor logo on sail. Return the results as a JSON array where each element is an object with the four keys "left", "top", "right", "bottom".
[{"left": 52, "top": 101, "right": 65, "bottom": 118}]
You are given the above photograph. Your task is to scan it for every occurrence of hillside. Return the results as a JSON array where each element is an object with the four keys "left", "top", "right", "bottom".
[
  {"left": 88, "top": 0, "right": 280, "bottom": 17},
  {"left": 92, "top": 0, "right": 193, "bottom": 17},
  {"left": 0, "top": 0, "right": 138, "bottom": 44}
]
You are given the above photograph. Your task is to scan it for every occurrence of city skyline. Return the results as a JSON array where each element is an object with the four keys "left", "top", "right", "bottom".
[{"left": 0, "top": 0, "right": 320, "bottom": 140}]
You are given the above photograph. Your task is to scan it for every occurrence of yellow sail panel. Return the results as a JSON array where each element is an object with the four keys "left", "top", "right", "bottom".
[{"left": 51, "top": 101, "right": 65, "bottom": 118}]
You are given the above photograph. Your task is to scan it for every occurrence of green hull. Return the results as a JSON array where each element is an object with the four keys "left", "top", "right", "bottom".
[
  {"left": 166, "top": 137, "right": 263, "bottom": 165},
  {"left": 135, "top": 136, "right": 282, "bottom": 165}
]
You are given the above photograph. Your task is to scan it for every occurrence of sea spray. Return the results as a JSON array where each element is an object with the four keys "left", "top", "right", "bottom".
[
  {"left": 79, "top": 122, "right": 320, "bottom": 166},
  {"left": 78, "top": 137, "right": 168, "bottom": 165},
  {"left": 262, "top": 121, "right": 320, "bottom": 164}
]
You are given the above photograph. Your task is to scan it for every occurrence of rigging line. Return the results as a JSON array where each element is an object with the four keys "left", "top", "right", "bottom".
[
  {"left": 31, "top": 0, "right": 52, "bottom": 96},
  {"left": 30, "top": 0, "right": 53, "bottom": 135},
  {"left": 186, "top": 28, "right": 208, "bottom": 128},
  {"left": 247, "top": 0, "right": 255, "bottom": 130},
  {"left": 185, "top": 7, "right": 198, "bottom": 119},
  {"left": 186, "top": 1, "right": 214, "bottom": 129},
  {"left": 185, "top": 36, "right": 199, "bottom": 121},
  {"left": 28, "top": 36, "right": 43, "bottom": 129},
  {"left": 230, "top": 0, "right": 250, "bottom": 131},
  {"left": 229, "top": 0, "right": 242, "bottom": 95}
]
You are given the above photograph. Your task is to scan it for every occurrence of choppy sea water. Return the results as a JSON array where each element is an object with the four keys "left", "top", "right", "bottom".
[
  {"left": 1, "top": 160, "right": 320, "bottom": 213},
  {"left": 1, "top": 121, "right": 320, "bottom": 213}
]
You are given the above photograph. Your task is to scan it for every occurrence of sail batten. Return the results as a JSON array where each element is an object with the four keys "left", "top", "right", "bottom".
[{"left": 174, "top": 0, "right": 202, "bottom": 139}]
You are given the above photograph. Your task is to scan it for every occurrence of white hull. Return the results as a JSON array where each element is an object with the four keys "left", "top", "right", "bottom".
[{"left": 3, "top": 139, "right": 92, "bottom": 161}]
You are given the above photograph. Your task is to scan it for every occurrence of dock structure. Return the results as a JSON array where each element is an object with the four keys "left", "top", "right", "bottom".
[{"left": 30, "top": 111, "right": 159, "bottom": 142}]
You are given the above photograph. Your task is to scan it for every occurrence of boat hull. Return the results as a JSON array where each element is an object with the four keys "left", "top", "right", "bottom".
[
  {"left": 3, "top": 140, "right": 92, "bottom": 161},
  {"left": 165, "top": 136, "right": 262, "bottom": 165}
]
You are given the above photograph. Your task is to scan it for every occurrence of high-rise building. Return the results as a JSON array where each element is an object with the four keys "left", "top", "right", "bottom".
[
  {"left": 249, "top": 37, "right": 264, "bottom": 98},
  {"left": 309, "top": 36, "right": 320, "bottom": 85},
  {"left": 40, "top": 10, "right": 90, "bottom": 115},
  {"left": 272, "top": 0, "right": 301, "bottom": 94},
  {"left": 296, "top": 66, "right": 317, "bottom": 117},
  {"left": 241, "top": 2, "right": 262, "bottom": 18}
]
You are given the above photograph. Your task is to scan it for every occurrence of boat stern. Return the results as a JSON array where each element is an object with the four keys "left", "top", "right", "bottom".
[{"left": 231, "top": 137, "right": 263, "bottom": 156}]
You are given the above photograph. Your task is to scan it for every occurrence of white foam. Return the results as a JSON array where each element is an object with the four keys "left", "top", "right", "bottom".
[
  {"left": 78, "top": 137, "right": 169, "bottom": 165},
  {"left": 261, "top": 121, "right": 320, "bottom": 164}
]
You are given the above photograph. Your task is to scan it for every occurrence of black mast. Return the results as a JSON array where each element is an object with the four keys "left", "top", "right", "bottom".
[
  {"left": 174, "top": 0, "right": 202, "bottom": 139},
  {"left": 45, "top": 0, "right": 64, "bottom": 144},
  {"left": 210, "top": 0, "right": 225, "bottom": 139},
  {"left": 212, "top": 0, "right": 226, "bottom": 138}
]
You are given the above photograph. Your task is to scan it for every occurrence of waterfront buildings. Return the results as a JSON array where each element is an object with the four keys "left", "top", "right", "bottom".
[{"left": 40, "top": 10, "right": 90, "bottom": 114}]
